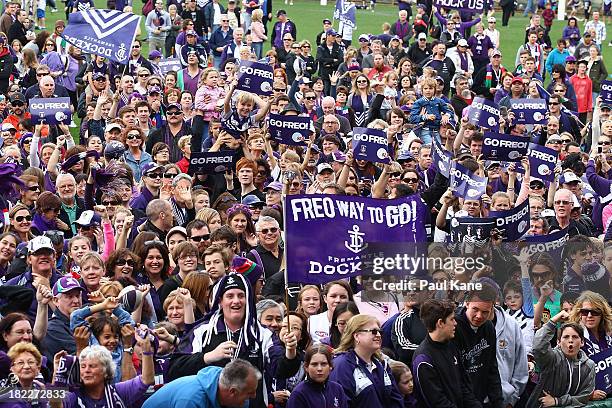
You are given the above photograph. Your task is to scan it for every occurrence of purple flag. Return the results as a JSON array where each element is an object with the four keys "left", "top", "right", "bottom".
[
  {"left": 481, "top": 131, "right": 530, "bottom": 161},
  {"left": 468, "top": 97, "right": 500, "bottom": 131},
  {"left": 268, "top": 113, "right": 312, "bottom": 146},
  {"left": 431, "top": 136, "right": 453, "bottom": 177},
  {"left": 236, "top": 61, "right": 274, "bottom": 96},
  {"left": 29, "top": 98, "right": 72, "bottom": 125},
  {"left": 62, "top": 10, "right": 140, "bottom": 64},
  {"left": 522, "top": 228, "right": 569, "bottom": 270},
  {"left": 188, "top": 151, "right": 235, "bottom": 174},
  {"left": 591, "top": 347, "right": 612, "bottom": 394},
  {"left": 527, "top": 143, "right": 558, "bottom": 182},
  {"left": 352, "top": 127, "right": 391, "bottom": 164},
  {"left": 285, "top": 194, "right": 427, "bottom": 284},
  {"left": 435, "top": 0, "right": 485, "bottom": 12},
  {"left": 334, "top": 0, "right": 356, "bottom": 28},
  {"left": 450, "top": 161, "right": 488, "bottom": 200},
  {"left": 158, "top": 58, "right": 182, "bottom": 74},
  {"left": 510, "top": 99, "right": 548, "bottom": 125},
  {"left": 489, "top": 199, "right": 530, "bottom": 241},
  {"left": 601, "top": 80, "right": 612, "bottom": 105}
]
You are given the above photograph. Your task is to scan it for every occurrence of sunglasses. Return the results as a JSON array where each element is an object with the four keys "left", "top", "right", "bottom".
[
  {"left": 138, "top": 74, "right": 149, "bottom": 77},
  {"left": 304, "top": 96, "right": 316, "bottom": 100},
  {"left": 147, "top": 172, "right": 163, "bottom": 179},
  {"left": 249, "top": 204, "right": 265, "bottom": 210},
  {"left": 11, "top": 101, "right": 25, "bottom": 107},
  {"left": 190, "top": 234, "right": 210, "bottom": 242},
  {"left": 598, "top": 141, "right": 611, "bottom": 146},
  {"left": 356, "top": 80, "right": 368, "bottom": 84},
  {"left": 144, "top": 239, "right": 165, "bottom": 246},
  {"left": 549, "top": 102, "right": 560, "bottom": 106},
  {"left": 389, "top": 172, "right": 401, "bottom": 178},
  {"left": 132, "top": 45, "right": 141, "bottom": 49},
  {"left": 554, "top": 89, "right": 565, "bottom": 92},
  {"left": 15, "top": 215, "right": 32, "bottom": 223},
  {"left": 579, "top": 309, "right": 602, "bottom": 317},
  {"left": 554, "top": 200, "right": 571, "bottom": 205},
  {"left": 548, "top": 140, "right": 562, "bottom": 144},
  {"left": 290, "top": 181, "right": 301, "bottom": 188},
  {"left": 259, "top": 227, "right": 279, "bottom": 235},
  {"left": 403, "top": 177, "right": 418, "bottom": 183},
  {"left": 127, "top": 134, "right": 140, "bottom": 140},
  {"left": 561, "top": 139, "right": 572, "bottom": 143},
  {"left": 274, "top": 88, "right": 285, "bottom": 92},
  {"left": 163, "top": 172, "right": 178, "bottom": 179},
  {"left": 530, "top": 184, "right": 544, "bottom": 189},
  {"left": 167, "top": 111, "right": 182, "bottom": 116},
  {"left": 102, "top": 200, "right": 121, "bottom": 206},
  {"left": 116, "top": 259, "right": 135, "bottom": 267},
  {"left": 27, "top": 186, "right": 40, "bottom": 192},
  {"left": 358, "top": 328, "right": 381, "bottom": 336}
]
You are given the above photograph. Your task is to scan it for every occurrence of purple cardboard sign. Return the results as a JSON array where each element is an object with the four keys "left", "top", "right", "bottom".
[
  {"left": 489, "top": 199, "right": 530, "bottom": 241},
  {"left": 510, "top": 98, "right": 548, "bottom": 125},
  {"left": 449, "top": 217, "right": 496, "bottom": 244},
  {"left": 29, "top": 97, "right": 72, "bottom": 125},
  {"left": 481, "top": 131, "right": 530, "bottom": 161},
  {"left": 188, "top": 151, "right": 235, "bottom": 174},
  {"left": 158, "top": 58, "right": 182, "bottom": 74},
  {"left": 432, "top": 136, "right": 453, "bottom": 177},
  {"left": 268, "top": 113, "right": 312, "bottom": 146},
  {"left": 435, "top": 0, "right": 485, "bottom": 12},
  {"left": 62, "top": 10, "right": 140, "bottom": 64},
  {"left": 236, "top": 61, "right": 274, "bottom": 96},
  {"left": 352, "top": 127, "right": 391, "bottom": 164},
  {"left": 468, "top": 97, "right": 500, "bottom": 131},
  {"left": 521, "top": 228, "right": 569, "bottom": 269},
  {"left": 591, "top": 347, "right": 612, "bottom": 394},
  {"left": 285, "top": 194, "right": 427, "bottom": 284},
  {"left": 601, "top": 80, "right": 612, "bottom": 105},
  {"left": 527, "top": 143, "right": 558, "bottom": 182},
  {"left": 450, "top": 161, "right": 488, "bottom": 200}
]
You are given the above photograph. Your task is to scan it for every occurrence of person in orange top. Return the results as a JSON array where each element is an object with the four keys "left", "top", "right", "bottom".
[
  {"left": 2, "top": 93, "right": 31, "bottom": 139},
  {"left": 569, "top": 59, "right": 593, "bottom": 125}
]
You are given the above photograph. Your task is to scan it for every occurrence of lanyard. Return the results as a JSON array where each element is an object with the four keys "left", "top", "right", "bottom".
[{"left": 226, "top": 323, "right": 243, "bottom": 361}]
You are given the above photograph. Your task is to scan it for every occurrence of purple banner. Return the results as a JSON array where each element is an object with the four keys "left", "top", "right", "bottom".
[
  {"left": 435, "top": 0, "right": 485, "bottom": 12},
  {"left": 482, "top": 131, "right": 530, "bottom": 161},
  {"left": 236, "top": 61, "right": 274, "bottom": 96},
  {"left": 468, "top": 97, "right": 500, "bottom": 131},
  {"left": 352, "top": 127, "right": 391, "bottom": 164},
  {"left": 188, "top": 151, "right": 235, "bottom": 174},
  {"left": 521, "top": 228, "right": 569, "bottom": 270},
  {"left": 601, "top": 80, "right": 612, "bottom": 105},
  {"left": 510, "top": 99, "right": 548, "bottom": 125},
  {"left": 62, "top": 10, "right": 140, "bottom": 64},
  {"left": 591, "top": 347, "right": 612, "bottom": 394},
  {"left": 158, "top": 58, "right": 182, "bottom": 74},
  {"left": 449, "top": 217, "right": 496, "bottom": 244},
  {"left": 432, "top": 136, "right": 453, "bottom": 178},
  {"left": 285, "top": 194, "right": 427, "bottom": 284},
  {"left": 334, "top": 0, "right": 356, "bottom": 28},
  {"left": 527, "top": 143, "right": 558, "bottom": 182},
  {"left": 450, "top": 161, "right": 488, "bottom": 200},
  {"left": 29, "top": 97, "right": 72, "bottom": 125},
  {"left": 268, "top": 113, "right": 312, "bottom": 146},
  {"left": 489, "top": 199, "right": 530, "bottom": 241}
]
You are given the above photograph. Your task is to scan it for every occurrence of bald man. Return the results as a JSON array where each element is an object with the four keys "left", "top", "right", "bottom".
[{"left": 315, "top": 96, "right": 351, "bottom": 135}]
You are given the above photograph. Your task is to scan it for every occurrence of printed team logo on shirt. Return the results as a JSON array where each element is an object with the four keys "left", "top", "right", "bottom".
[
  {"left": 498, "top": 339, "right": 508, "bottom": 350},
  {"left": 334, "top": 397, "right": 339, "bottom": 407}
]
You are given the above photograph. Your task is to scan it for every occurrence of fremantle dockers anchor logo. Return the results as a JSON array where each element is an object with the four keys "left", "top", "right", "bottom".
[
  {"left": 115, "top": 44, "right": 127, "bottom": 63},
  {"left": 345, "top": 225, "right": 367, "bottom": 254}
]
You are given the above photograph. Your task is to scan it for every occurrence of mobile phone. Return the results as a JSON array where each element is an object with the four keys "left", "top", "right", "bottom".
[{"left": 598, "top": 145, "right": 603, "bottom": 154}]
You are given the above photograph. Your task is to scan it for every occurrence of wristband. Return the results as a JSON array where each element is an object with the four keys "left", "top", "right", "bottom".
[
  {"left": 142, "top": 351, "right": 154, "bottom": 356},
  {"left": 124, "top": 347, "right": 134, "bottom": 354}
]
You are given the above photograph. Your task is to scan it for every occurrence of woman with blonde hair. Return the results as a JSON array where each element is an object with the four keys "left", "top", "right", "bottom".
[
  {"left": 250, "top": 9, "right": 267, "bottom": 59},
  {"left": 196, "top": 207, "right": 222, "bottom": 233},
  {"left": 330, "top": 315, "right": 404, "bottom": 408}
]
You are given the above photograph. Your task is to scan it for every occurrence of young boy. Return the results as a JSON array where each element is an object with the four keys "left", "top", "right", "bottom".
[
  {"left": 409, "top": 77, "right": 454, "bottom": 144},
  {"left": 542, "top": 2, "right": 555, "bottom": 34}
]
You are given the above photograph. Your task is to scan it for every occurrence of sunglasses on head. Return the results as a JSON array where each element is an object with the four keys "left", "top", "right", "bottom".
[
  {"left": 15, "top": 215, "right": 32, "bottom": 223},
  {"left": 259, "top": 227, "right": 279, "bottom": 234},
  {"left": 580, "top": 309, "right": 602, "bottom": 317},
  {"left": 190, "top": 234, "right": 210, "bottom": 242},
  {"left": 116, "top": 259, "right": 135, "bottom": 267}
]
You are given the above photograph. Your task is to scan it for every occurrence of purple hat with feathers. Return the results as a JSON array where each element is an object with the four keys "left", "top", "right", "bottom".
[
  {"left": 60, "top": 150, "right": 100, "bottom": 172},
  {"left": 0, "top": 163, "right": 25, "bottom": 196},
  {"left": 93, "top": 162, "right": 129, "bottom": 191}
]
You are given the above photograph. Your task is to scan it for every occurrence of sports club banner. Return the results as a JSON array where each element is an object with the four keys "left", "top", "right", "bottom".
[
  {"left": 268, "top": 113, "right": 311, "bottom": 146},
  {"left": 600, "top": 80, "right": 612, "bottom": 105},
  {"left": 333, "top": 0, "right": 356, "bottom": 28},
  {"left": 521, "top": 228, "right": 569, "bottom": 269},
  {"left": 188, "top": 151, "right": 235, "bottom": 174},
  {"left": 434, "top": 0, "right": 485, "bottom": 12},
  {"left": 527, "top": 143, "right": 558, "bottom": 182},
  {"left": 449, "top": 217, "right": 496, "bottom": 244},
  {"left": 285, "top": 194, "right": 427, "bottom": 284},
  {"left": 481, "top": 131, "right": 530, "bottom": 161},
  {"left": 450, "top": 161, "right": 488, "bottom": 200},
  {"left": 468, "top": 97, "right": 500, "bottom": 131},
  {"left": 432, "top": 136, "right": 453, "bottom": 178},
  {"left": 62, "top": 10, "right": 140, "bottom": 64},
  {"left": 591, "top": 347, "right": 612, "bottom": 394},
  {"left": 29, "top": 98, "right": 72, "bottom": 125},
  {"left": 510, "top": 99, "right": 548, "bottom": 125},
  {"left": 489, "top": 199, "right": 530, "bottom": 241},
  {"left": 158, "top": 58, "right": 182, "bottom": 74},
  {"left": 352, "top": 127, "right": 391, "bottom": 164},
  {"left": 236, "top": 61, "right": 274, "bottom": 96}
]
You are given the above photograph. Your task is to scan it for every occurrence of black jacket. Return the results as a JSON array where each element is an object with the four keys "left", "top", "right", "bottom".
[
  {"left": 58, "top": 197, "right": 85, "bottom": 239},
  {"left": 203, "top": 1, "right": 226, "bottom": 33},
  {"left": 181, "top": 8, "right": 207, "bottom": 37},
  {"left": 316, "top": 43, "right": 343, "bottom": 80},
  {"left": 412, "top": 334, "right": 483, "bottom": 408},
  {"left": 7, "top": 20, "right": 28, "bottom": 46},
  {"left": 452, "top": 307, "right": 504, "bottom": 408},
  {"left": 407, "top": 43, "right": 432, "bottom": 66}
]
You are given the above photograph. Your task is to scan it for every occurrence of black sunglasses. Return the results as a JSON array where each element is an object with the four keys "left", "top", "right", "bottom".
[
  {"left": 259, "top": 227, "right": 278, "bottom": 234},
  {"left": 116, "top": 259, "right": 135, "bottom": 267},
  {"left": 147, "top": 172, "right": 163, "bottom": 179},
  {"left": 15, "top": 215, "right": 32, "bottom": 222},
  {"left": 127, "top": 134, "right": 140, "bottom": 140},
  {"left": 11, "top": 101, "right": 25, "bottom": 107},
  {"left": 358, "top": 328, "right": 381, "bottom": 336},
  {"left": 167, "top": 111, "right": 182, "bottom": 116},
  {"left": 27, "top": 186, "right": 40, "bottom": 192},
  {"left": 580, "top": 309, "right": 602, "bottom": 317},
  {"left": 190, "top": 234, "right": 210, "bottom": 242},
  {"left": 163, "top": 172, "right": 178, "bottom": 179},
  {"left": 102, "top": 200, "right": 121, "bottom": 206}
]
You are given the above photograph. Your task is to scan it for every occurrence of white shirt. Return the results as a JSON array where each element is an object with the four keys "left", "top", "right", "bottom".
[
  {"left": 484, "top": 28, "right": 500, "bottom": 49},
  {"left": 308, "top": 312, "right": 330, "bottom": 344},
  {"left": 212, "top": 3, "right": 221, "bottom": 25}
]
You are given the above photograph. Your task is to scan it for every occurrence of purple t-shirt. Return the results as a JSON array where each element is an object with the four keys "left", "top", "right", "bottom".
[{"left": 63, "top": 376, "right": 149, "bottom": 408}]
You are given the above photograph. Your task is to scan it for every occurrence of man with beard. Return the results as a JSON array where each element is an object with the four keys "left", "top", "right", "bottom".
[
  {"left": 168, "top": 273, "right": 274, "bottom": 408},
  {"left": 421, "top": 42, "right": 455, "bottom": 96},
  {"left": 187, "top": 219, "right": 212, "bottom": 261},
  {"left": 452, "top": 285, "right": 504, "bottom": 408},
  {"left": 146, "top": 103, "right": 193, "bottom": 163},
  {"left": 2, "top": 93, "right": 30, "bottom": 136},
  {"left": 56, "top": 173, "right": 85, "bottom": 238},
  {"left": 4, "top": 236, "right": 60, "bottom": 320}
]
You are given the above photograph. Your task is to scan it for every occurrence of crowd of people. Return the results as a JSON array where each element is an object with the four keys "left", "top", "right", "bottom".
[{"left": 0, "top": 0, "right": 610, "bottom": 406}]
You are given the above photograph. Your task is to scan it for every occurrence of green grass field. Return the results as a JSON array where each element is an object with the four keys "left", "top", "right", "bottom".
[{"left": 41, "top": 0, "right": 611, "bottom": 71}]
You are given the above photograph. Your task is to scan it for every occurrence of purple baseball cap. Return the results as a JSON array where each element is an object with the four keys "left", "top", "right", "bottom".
[{"left": 53, "top": 276, "right": 85, "bottom": 296}]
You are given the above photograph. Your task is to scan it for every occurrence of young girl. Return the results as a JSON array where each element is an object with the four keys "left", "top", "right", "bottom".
[
  {"left": 221, "top": 81, "right": 270, "bottom": 139},
  {"left": 286, "top": 345, "right": 348, "bottom": 408},
  {"left": 66, "top": 235, "right": 91, "bottom": 279},
  {"left": 389, "top": 361, "right": 416, "bottom": 408}
]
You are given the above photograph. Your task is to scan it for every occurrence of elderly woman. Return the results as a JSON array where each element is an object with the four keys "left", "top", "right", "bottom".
[
  {"left": 4, "top": 342, "right": 47, "bottom": 406},
  {"left": 330, "top": 315, "right": 404, "bottom": 408},
  {"left": 55, "top": 338, "right": 154, "bottom": 407},
  {"left": 163, "top": 288, "right": 195, "bottom": 334},
  {"left": 569, "top": 291, "right": 612, "bottom": 401}
]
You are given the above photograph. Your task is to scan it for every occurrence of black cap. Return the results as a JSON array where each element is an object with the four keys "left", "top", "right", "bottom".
[{"left": 276, "top": 9, "right": 286, "bottom": 16}]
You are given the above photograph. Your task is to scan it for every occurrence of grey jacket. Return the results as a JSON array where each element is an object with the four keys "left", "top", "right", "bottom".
[{"left": 526, "top": 321, "right": 596, "bottom": 408}]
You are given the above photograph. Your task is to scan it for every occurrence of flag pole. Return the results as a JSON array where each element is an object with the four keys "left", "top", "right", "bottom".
[{"left": 281, "top": 183, "right": 290, "bottom": 329}]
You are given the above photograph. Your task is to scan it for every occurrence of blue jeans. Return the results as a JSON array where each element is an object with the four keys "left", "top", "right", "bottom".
[
  {"left": 524, "top": 0, "right": 535, "bottom": 15},
  {"left": 213, "top": 55, "right": 223, "bottom": 69},
  {"left": 419, "top": 128, "right": 439, "bottom": 145},
  {"left": 252, "top": 42, "right": 263, "bottom": 59}
]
